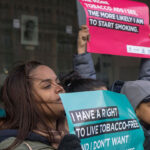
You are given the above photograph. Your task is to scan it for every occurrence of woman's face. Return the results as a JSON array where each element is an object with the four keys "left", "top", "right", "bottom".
[
  {"left": 136, "top": 102, "right": 150, "bottom": 125},
  {"left": 30, "top": 65, "right": 65, "bottom": 118}
]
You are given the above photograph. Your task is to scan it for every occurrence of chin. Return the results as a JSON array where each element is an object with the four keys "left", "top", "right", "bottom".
[{"left": 60, "top": 109, "right": 66, "bottom": 115}]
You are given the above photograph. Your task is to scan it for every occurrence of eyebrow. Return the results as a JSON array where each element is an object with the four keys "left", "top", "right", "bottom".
[
  {"left": 39, "top": 77, "right": 59, "bottom": 85},
  {"left": 39, "top": 79, "right": 51, "bottom": 84},
  {"left": 29, "top": 76, "right": 59, "bottom": 84}
]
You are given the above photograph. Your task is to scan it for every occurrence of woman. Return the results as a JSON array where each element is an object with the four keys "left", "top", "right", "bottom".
[{"left": 0, "top": 61, "right": 81, "bottom": 150}]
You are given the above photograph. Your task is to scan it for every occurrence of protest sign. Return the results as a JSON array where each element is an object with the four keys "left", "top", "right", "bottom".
[
  {"left": 78, "top": 0, "right": 150, "bottom": 58},
  {"left": 60, "top": 90, "right": 145, "bottom": 150},
  {"left": 0, "top": 109, "right": 5, "bottom": 117}
]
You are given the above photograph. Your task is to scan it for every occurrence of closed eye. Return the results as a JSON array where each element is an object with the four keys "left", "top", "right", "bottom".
[{"left": 43, "top": 84, "right": 51, "bottom": 89}]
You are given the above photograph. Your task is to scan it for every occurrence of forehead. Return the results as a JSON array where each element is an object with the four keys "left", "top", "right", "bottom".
[
  {"left": 138, "top": 102, "right": 150, "bottom": 109},
  {"left": 30, "top": 65, "right": 57, "bottom": 80},
  {"left": 142, "top": 102, "right": 150, "bottom": 106}
]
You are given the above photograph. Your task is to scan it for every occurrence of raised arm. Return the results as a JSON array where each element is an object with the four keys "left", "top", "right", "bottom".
[
  {"left": 138, "top": 31, "right": 150, "bottom": 80},
  {"left": 138, "top": 58, "right": 150, "bottom": 81},
  {"left": 73, "top": 25, "right": 96, "bottom": 79}
]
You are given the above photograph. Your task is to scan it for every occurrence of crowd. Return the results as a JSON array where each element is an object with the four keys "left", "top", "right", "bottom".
[{"left": 0, "top": 24, "right": 150, "bottom": 150}]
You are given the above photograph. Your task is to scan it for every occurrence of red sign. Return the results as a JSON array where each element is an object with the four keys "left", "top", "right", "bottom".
[{"left": 79, "top": 0, "right": 150, "bottom": 58}]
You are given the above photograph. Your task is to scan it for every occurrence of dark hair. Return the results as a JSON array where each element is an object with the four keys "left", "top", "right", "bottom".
[
  {"left": 0, "top": 61, "right": 56, "bottom": 149},
  {"left": 60, "top": 71, "right": 107, "bottom": 92},
  {"left": 136, "top": 96, "right": 150, "bottom": 109},
  {"left": 142, "top": 96, "right": 150, "bottom": 103}
]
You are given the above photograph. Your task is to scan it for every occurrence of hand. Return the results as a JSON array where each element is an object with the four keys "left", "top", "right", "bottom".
[
  {"left": 57, "top": 134, "right": 82, "bottom": 150},
  {"left": 77, "top": 25, "right": 90, "bottom": 54}
]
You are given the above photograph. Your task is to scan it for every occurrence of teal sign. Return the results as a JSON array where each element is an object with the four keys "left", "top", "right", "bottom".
[
  {"left": 0, "top": 109, "right": 6, "bottom": 117},
  {"left": 60, "top": 90, "right": 144, "bottom": 150}
]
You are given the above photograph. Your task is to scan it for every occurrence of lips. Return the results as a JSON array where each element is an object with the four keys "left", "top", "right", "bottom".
[
  {"left": 46, "top": 98, "right": 62, "bottom": 104},
  {"left": 57, "top": 98, "right": 61, "bottom": 101},
  {"left": 56, "top": 98, "right": 62, "bottom": 104}
]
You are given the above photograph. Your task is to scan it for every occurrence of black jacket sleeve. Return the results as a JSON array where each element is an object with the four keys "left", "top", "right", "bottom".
[
  {"left": 58, "top": 134, "right": 82, "bottom": 150},
  {"left": 73, "top": 53, "right": 96, "bottom": 79},
  {"left": 138, "top": 58, "right": 150, "bottom": 81}
]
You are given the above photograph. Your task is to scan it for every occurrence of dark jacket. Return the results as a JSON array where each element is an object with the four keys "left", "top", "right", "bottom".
[
  {"left": 73, "top": 53, "right": 96, "bottom": 79},
  {"left": 74, "top": 53, "right": 150, "bottom": 91},
  {"left": 73, "top": 52, "right": 125, "bottom": 92},
  {"left": 143, "top": 127, "right": 150, "bottom": 150},
  {"left": 0, "top": 129, "right": 53, "bottom": 150},
  {"left": 138, "top": 58, "right": 150, "bottom": 80},
  {"left": 0, "top": 130, "right": 82, "bottom": 150},
  {"left": 140, "top": 121, "right": 150, "bottom": 150}
]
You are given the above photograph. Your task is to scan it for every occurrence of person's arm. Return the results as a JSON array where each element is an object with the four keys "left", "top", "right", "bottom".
[
  {"left": 138, "top": 58, "right": 150, "bottom": 81},
  {"left": 73, "top": 25, "right": 96, "bottom": 79},
  {"left": 138, "top": 28, "right": 150, "bottom": 81}
]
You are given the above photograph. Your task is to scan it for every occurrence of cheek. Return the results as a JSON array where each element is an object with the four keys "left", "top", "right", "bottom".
[
  {"left": 41, "top": 103, "right": 65, "bottom": 117},
  {"left": 41, "top": 90, "right": 60, "bottom": 102},
  {"left": 49, "top": 103, "right": 64, "bottom": 112},
  {"left": 41, "top": 92, "right": 52, "bottom": 101},
  {"left": 138, "top": 108, "right": 150, "bottom": 124},
  {"left": 34, "top": 90, "right": 54, "bottom": 102},
  {"left": 145, "top": 109, "right": 150, "bottom": 121}
]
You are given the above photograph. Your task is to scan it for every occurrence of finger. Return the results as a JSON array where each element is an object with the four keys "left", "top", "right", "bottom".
[
  {"left": 79, "top": 28, "right": 89, "bottom": 34},
  {"left": 78, "top": 30, "right": 89, "bottom": 37},
  {"left": 82, "top": 36, "right": 88, "bottom": 41},
  {"left": 80, "top": 25, "right": 88, "bottom": 30},
  {"left": 79, "top": 33, "right": 89, "bottom": 41}
]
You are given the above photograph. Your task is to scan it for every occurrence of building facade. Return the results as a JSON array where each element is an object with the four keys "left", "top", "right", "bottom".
[
  {"left": 0, "top": 0, "right": 78, "bottom": 86},
  {"left": 0, "top": 0, "right": 150, "bottom": 87}
]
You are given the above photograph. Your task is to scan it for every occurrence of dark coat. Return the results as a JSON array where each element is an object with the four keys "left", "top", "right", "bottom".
[{"left": 73, "top": 53, "right": 96, "bottom": 79}]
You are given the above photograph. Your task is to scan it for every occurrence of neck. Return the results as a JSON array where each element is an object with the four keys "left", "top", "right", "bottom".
[
  {"left": 34, "top": 115, "right": 67, "bottom": 136},
  {"left": 35, "top": 118, "right": 57, "bottom": 134}
]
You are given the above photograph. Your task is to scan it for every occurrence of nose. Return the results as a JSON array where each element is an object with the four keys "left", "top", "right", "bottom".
[
  {"left": 57, "top": 85, "right": 65, "bottom": 93},
  {"left": 55, "top": 83, "right": 65, "bottom": 94}
]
